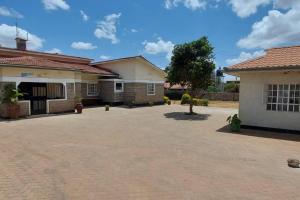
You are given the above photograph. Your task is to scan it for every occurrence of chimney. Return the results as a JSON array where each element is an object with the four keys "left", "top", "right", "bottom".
[{"left": 15, "top": 37, "right": 27, "bottom": 51}]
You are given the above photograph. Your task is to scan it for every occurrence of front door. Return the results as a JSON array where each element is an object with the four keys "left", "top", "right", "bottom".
[{"left": 31, "top": 83, "right": 47, "bottom": 115}]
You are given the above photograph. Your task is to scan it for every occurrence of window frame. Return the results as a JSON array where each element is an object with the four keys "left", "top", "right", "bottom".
[
  {"left": 87, "top": 83, "right": 98, "bottom": 96},
  {"left": 147, "top": 83, "right": 155, "bottom": 96},
  {"left": 266, "top": 83, "right": 300, "bottom": 112},
  {"left": 114, "top": 82, "right": 124, "bottom": 93}
]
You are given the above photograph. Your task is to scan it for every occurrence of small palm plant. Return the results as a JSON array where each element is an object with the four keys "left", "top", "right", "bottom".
[
  {"left": 227, "top": 114, "right": 241, "bottom": 132},
  {"left": 1, "top": 84, "right": 23, "bottom": 119}
]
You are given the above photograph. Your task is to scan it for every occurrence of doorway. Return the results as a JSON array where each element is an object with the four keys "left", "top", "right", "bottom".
[{"left": 19, "top": 83, "right": 47, "bottom": 115}]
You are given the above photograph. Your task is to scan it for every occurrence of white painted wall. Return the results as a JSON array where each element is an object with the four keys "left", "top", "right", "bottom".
[
  {"left": 239, "top": 71, "right": 300, "bottom": 131},
  {"left": 97, "top": 58, "right": 165, "bottom": 82}
]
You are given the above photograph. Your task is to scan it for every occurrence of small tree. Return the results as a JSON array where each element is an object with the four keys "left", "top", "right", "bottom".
[{"left": 167, "top": 37, "right": 215, "bottom": 114}]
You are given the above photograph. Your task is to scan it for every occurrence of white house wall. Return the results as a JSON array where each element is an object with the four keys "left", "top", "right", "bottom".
[{"left": 239, "top": 71, "right": 300, "bottom": 131}]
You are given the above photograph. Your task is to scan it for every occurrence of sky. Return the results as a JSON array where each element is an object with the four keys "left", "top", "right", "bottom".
[{"left": 0, "top": 0, "right": 300, "bottom": 80}]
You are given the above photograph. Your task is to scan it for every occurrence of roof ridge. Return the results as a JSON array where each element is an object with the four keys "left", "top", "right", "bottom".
[{"left": 267, "top": 44, "right": 300, "bottom": 51}]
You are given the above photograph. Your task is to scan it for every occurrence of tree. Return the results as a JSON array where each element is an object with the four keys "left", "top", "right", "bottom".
[{"left": 167, "top": 37, "right": 215, "bottom": 114}]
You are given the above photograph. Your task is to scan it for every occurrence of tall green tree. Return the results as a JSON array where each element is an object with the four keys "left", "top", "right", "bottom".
[{"left": 167, "top": 37, "right": 215, "bottom": 114}]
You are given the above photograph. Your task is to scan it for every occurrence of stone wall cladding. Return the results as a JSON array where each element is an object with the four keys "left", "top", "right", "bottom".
[
  {"left": 18, "top": 101, "right": 30, "bottom": 117},
  {"left": 196, "top": 92, "right": 239, "bottom": 101},
  {"left": 48, "top": 83, "right": 75, "bottom": 114},
  {"left": 0, "top": 101, "right": 30, "bottom": 118},
  {"left": 124, "top": 83, "right": 164, "bottom": 104},
  {"left": 100, "top": 81, "right": 123, "bottom": 103}
]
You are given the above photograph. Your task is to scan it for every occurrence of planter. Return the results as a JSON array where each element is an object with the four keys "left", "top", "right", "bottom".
[
  {"left": 7, "top": 103, "right": 20, "bottom": 119},
  {"left": 105, "top": 105, "right": 109, "bottom": 111},
  {"left": 75, "top": 103, "right": 83, "bottom": 114}
]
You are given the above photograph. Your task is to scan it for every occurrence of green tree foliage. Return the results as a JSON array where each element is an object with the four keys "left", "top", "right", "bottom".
[
  {"left": 224, "top": 82, "right": 239, "bottom": 93},
  {"left": 167, "top": 37, "right": 215, "bottom": 114}
]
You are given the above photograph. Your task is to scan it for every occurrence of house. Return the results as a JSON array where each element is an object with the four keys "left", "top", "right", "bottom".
[
  {"left": 0, "top": 38, "right": 165, "bottom": 117},
  {"left": 224, "top": 45, "right": 300, "bottom": 131}
]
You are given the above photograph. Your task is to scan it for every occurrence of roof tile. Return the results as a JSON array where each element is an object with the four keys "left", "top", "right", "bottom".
[
  {"left": 0, "top": 56, "right": 114, "bottom": 75},
  {"left": 226, "top": 45, "right": 300, "bottom": 71}
]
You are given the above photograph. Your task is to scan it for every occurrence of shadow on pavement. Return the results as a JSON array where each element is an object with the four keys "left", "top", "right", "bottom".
[
  {"left": 217, "top": 125, "right": 300, "bottom": 142},
  {"left": 164, "top": 112, "right": 210, "bottom": 121}
]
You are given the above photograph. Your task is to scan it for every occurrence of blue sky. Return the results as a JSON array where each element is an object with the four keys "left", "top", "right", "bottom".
[{"left": 1, "top": 0, "right": 300, "bottom": 80}]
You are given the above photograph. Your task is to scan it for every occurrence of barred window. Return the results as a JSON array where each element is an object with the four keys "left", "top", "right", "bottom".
[
  {"left": 87, "top": 83, "right": 98, "bottom": 96},
  {"left": 47, "top": 83, "right": 65, "bottom": 99},
  {"left": 147, "top": 83, "right": 155, "bottom": 95},
  {"left": 267, "top": 84, "right": 300, "bottom": 112}
]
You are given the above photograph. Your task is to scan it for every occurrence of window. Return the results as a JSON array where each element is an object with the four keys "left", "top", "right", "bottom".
[
  {"left": 47, "top": 83, "right": 65, "bottom": 99},
  {"left": 87, "top": 83, "right": 98, "bottom": 96},
  {"left": 114, "top": 82, "right": 124, "bottom": 93},
  {"left": 147, "top": 83, "right": 155, "bottom": 95},
  {"left": 267, "top": 84, "right": 300, "bottom": 112}
]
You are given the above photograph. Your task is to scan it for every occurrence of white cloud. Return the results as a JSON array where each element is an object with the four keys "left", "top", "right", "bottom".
[
  {"left": 94, "top": 13, "right": 121, "bottom": 44},
  {"left": 99, "top": 55, "right": 111, "bottom": 60},
  {"left": 45, "top": 48, "right": 62, "bottom": 54},
  {"left": 165, "top": 0, "right": 207, "bottom": 10},
  {"left": 273, "top": 0, "right": 300, "bottom": 9},
  {"left": 226, "top": 50, "right": 265, "bottom": 65},
  {"left": 131, "top": 29, "right": 138, "bottom": 33},
  {"left": 71, "top": 42, "right": 97, "bottom": 50},
  {"left": 42, "top": 0, "right": 70, "bottom": 10},
  {"left": 143, "top": 37, "right": 174, "bottom": 60},
  {"left": 0, "top": 24, "right": 44, "bottom": 50},
  {"left": 228, "top": 0, "right": 272, "bottom": 18},
  {"left": 0, "top": 6, "right": 23, "bottom": 18},
  {"left": 80, "top": 10, "right": 89, "bottom": 21},
  {"left": 237, "top": 6, "right": 300, "bottom": 49}
]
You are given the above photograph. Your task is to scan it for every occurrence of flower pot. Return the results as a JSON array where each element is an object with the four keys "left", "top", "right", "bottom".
[
  {"left": 75, "top": 103, "right": 83, "bottom": 114},
  {"left": 7, "top": 104, "right": 20, "bottom": 119},
  {"left": 105, "top": 105, "right": 109, "bottom": 111}
]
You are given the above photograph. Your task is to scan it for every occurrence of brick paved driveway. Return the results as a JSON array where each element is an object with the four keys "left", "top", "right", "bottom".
[{"left": 0, "top": 105, "right": 299, "bottom": 200}]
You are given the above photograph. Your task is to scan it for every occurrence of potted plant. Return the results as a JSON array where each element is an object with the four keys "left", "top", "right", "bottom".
[
  {"left": 227, "top": 114, "right": 242, "bottom": 132},
  {"left": 74, "top": 96, "right": 83, "bottom": 114},
  {"left": 105, "top": 105, "right": 110, "bottom": 111},
  {"left": 1, "top": 84, "right": 23, "bottom": 119}
]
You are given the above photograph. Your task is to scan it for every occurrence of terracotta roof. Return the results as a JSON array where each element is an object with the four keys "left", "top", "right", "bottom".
[
  {"left": 225, "top": 45, "right": 300, "bottom": 72},
  {"left": 0, "top": 47, "right": 92, "bottom": 64},
  {"left": 0, "top": 56, "right": 114, "bottom": 75},
  {"left": 164, "top": 82, "right": 188, "bottom": 90}
]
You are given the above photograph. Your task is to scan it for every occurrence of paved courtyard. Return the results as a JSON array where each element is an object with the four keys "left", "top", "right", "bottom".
[{"left": 0, "top": 105, "right": 299, "bottom": 200}]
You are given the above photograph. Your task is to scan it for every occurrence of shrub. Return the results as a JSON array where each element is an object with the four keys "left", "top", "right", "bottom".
[
  {"left": 192, "top": 98, "right": 209, "bottom": 106},
  {"left": 207, "top": 85, "right": 220, "bottom": 93},
  {"left": 163, "top": 96, "right": 170, "bottom": 104},
  {"left": 1, "top": 84, "right": 23, "bottom": 104},
  {"left": 181, "top": 93, "right": 191, "bottom": 104},
  {"left": 227, "top": 114, "right": 241, "bottom": 132},
  {"left": 224, "top": 82, "right": 239, "bottom": 93}
]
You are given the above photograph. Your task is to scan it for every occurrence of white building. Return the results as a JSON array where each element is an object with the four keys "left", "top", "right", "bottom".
[{"left": 225, "top": 45, "right": 300, "bottom": 132}]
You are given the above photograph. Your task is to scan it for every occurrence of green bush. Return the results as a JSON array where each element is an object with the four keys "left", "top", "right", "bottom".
[
  {"left": 192, "top": 98, "right": 209, "bottom": 106},
  {"left": 163, "top": 96, "right": 170, "bottom": 104},
  {"left": 207, "top": 85, "right": 220, "bottom": 93},
  {"left": 227, "top": 114, "right": 241, "bottom": 132},
  {"left": 181, "top": 93, "right": 191, "bottom": 104},
  {"left": 224, "top": 82, "right": 239, "bottom": 93}
]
